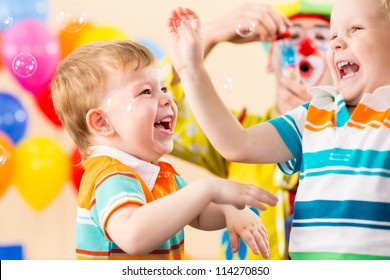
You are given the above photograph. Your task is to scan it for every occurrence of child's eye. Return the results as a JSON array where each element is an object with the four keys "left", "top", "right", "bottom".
[
  {"left": 141, "top": 89, "right": 151, "bottom": 95},
  {"left": 161, "top": 87, "right": 168, "bottom": 93},
  {"left": 351, "top": 26, "right": 363, "bottom": 33}
]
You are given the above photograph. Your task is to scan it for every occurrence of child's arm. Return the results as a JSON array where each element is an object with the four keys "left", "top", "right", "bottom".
[
  {"left": 106, "top": 177, "right": 277, "bottom": 256},
  {"left": 168, "top": 8, "right": 293, "bottom": 164}
]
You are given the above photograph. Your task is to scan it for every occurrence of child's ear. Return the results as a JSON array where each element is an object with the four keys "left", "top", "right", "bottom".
[{"left": 86, "top": 109, "right": 114, "bottom": 136}]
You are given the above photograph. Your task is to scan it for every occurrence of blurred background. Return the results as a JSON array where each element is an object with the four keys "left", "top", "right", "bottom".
[{"left": 0, "top": 0, "right": 276, "bottom": 259}]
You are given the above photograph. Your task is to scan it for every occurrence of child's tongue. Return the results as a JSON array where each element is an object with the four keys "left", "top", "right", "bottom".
[
  {"left": 154, "top": 121, "right": 171, "bottom": 131},
  {"left": 341, "top": 63, "right": 360, "bottom": 78}
]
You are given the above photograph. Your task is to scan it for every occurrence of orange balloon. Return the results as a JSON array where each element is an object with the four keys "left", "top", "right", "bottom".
[
  {"left": 13, "top": 137, "right": 70, "bottom": 210},
  {"left": 59, "top": 22, "right": 94, "bottom": 59},
  {"left": 0, "top": 132, "right": 14, "bottom": 198}
]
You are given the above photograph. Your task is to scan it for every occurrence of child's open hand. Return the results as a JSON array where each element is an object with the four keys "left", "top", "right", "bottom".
[
  {"left": 209, "top": 178, "right": 278, "bottom": 211},
  {"left": 168, "top": 7, "right": 203, "bottom": 76},
  {"left": 223, "top": 206, "right": 270, "bottom": 258}
]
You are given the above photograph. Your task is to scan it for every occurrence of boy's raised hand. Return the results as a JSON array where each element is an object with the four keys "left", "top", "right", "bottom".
[{"left": 168, "top": 7, "right": 203, "bottom": 76}]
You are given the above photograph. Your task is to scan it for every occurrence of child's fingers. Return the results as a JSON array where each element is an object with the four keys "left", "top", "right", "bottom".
[
  {"left": 178, "top": 7, "right": 201, "bottom": 32},
  {"left": 237, "top": 222, "right": 270, "bottom": 258},
  {"left": 246, "top": 185, "right": 278, "bottom": 206},
  {"left": 168, "top": 9, "right": 182, "bottom": 33},
  {"left": 183, "top": 7, "right": 198, "bottom": 20},
  {"left": 228, "top": 229, "right": 240, "bottom": 253},
  {"left": 240, "top": 230, "right": 260, "bottom": 255},
  {"left": 252, "top": 230, "right": 270, "bottom": 258},
  {"left": 243, "top": 186, "right": 278, "bottom": 211},
  {"left": 258, "top": 223, "right": 269, "bottom": 243},
  {"left": 177, "top": 7, "right": 188, "bottom": 20}
]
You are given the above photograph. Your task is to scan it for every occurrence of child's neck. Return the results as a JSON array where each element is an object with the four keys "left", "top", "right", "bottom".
[{"left": 347, "top": 105, "right": 356, "bottom": 115}]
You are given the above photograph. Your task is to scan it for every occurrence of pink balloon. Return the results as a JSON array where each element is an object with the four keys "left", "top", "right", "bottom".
[{"left": 1, "top": 20, "right": 61, "bottom": 96}]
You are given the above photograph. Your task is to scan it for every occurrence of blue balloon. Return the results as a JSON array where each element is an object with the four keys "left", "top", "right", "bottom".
[
  {"left": 135, "top": 37, "right": 166, "bottom": 62},
  {"left": 0, "top": 92, "right": 28, "bottom": 144},
  {"left": 0, "top": 244, "right": 24, "bottom": 260},
  {"left": 1, "top": 0, "right": 49, "bottom": 24}
]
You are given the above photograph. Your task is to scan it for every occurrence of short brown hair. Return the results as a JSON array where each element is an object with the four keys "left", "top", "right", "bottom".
[{"left": 51, "top": 40, "right": 156, "bottom": 158}]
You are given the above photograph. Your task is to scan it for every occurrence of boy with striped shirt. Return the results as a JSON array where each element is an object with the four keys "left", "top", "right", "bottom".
[{"left": 168, "top": 0, "right": 390, "bottom": 259}]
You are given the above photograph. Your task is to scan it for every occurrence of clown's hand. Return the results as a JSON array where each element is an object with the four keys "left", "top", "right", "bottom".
[
  {"left": 278, "top": 76, "right": 312, "bottom": 114},
  {"left": 203, "top": 3, "right": 291, "bottom": 48}
]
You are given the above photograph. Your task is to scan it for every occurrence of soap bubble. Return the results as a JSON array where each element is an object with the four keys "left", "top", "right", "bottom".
[
  {"left": 103, "top": 90, "right": 136, "bottom": 117},
  {"left": 57, "top": 3, "right": 87, "bottom": 33},
  {"left": 0, "top": 145, "right": 7, "bottom": 167},
  {"left": 235, "top": 18, "right": 256, "bottom": 38},
  {"left": 0, "top": 10, "right": 13, "bottom": 30},
  {"left": 211, "top": 72, "right": 234, "bottom": 97},
  {"left": 12, "top": 53, "right": 38, "bottom": 78}
]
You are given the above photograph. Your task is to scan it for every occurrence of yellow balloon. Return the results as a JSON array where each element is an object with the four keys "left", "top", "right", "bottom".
[
  {"left": 13, "top": 138, "right": 70, "bottom": 210},
  {"left": 75, "top": 25, "right": 128, "bottom": 47}
]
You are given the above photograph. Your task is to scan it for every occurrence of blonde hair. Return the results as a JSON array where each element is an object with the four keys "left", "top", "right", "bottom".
[
  {"left": 51, "top": 40, "right": 156, "bottom": 158},
  {"left": 380, "top": 0, "right": 390, "bottom": 21}
]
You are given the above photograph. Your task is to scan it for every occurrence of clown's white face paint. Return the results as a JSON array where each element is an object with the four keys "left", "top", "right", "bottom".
[{"left": 275, "top": 15, "right": 332, "bottom": 87}]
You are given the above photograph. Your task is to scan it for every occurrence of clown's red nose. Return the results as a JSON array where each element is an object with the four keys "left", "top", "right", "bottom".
[{"left": 298, "top": 38, "right": 317, "bottom": 56}]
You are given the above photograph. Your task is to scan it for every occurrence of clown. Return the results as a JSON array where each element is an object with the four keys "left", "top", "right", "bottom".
[
  {"left": 163, "top": 0, "right": 334, "bottom": 260},
  {"left": 272, "top": 0, "right": 333, "bottom": 96}
]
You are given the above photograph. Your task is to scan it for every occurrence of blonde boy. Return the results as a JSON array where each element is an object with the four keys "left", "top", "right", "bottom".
[
  {"left": 51, "top": 40, "right": 278, "bottom": 260},
  {"left": 168, "top": 0, "right": 390, "bottom": 259}
]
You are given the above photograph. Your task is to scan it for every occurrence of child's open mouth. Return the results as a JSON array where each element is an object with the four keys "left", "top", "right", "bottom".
[
  {"left": 338, "top": 61, "right": 360, "bottom": 79},
  {"left": 154, "top": 117, "right": 173, "bottom": 132}
]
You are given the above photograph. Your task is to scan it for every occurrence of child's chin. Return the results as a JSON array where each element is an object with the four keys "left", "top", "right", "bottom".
[{"left": 162, "top": 143, "right": 174, "bottom": 155}]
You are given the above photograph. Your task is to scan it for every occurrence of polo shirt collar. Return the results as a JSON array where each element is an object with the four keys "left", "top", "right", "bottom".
[
  {"left": 89, "top": 145, "right": 168, "bottom": 191},
  {"left": 307, "top": 85, "right": 338, "bottom": 99},
  {"left": 308, "top": 85, "right": 390, "bottom": 104},
  {"left": 360, "top": 85, "right": 390, "bottom": 111}
]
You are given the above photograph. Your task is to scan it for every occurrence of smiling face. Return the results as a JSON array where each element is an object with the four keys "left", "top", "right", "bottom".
[
  {"left": 328, "top": 0, "right": 390, "bottom": 105},
  {"left": 104, "top": 62, "right": 178, "bottom": 163}
]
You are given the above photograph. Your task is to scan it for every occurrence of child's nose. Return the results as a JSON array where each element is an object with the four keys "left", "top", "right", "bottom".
[
  {"left": 330, "top": 36, "right": 346, "bottom": 51},
  {"left": 159, "top": 92, "right": 173, "bottom": 106}
]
